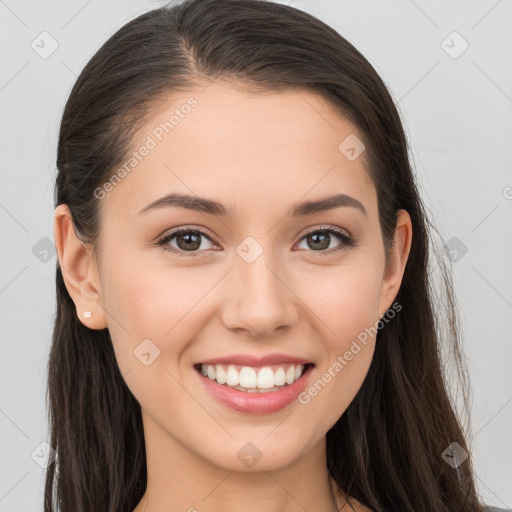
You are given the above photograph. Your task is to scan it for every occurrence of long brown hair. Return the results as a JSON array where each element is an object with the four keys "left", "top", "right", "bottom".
[{"left": 46, "top": 1, "right": 484, "bottom": 510}]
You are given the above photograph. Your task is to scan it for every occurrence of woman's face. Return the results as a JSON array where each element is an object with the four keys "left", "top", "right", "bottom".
[{"left": 58, "top": 80, "right": 411, "bottom": 473}]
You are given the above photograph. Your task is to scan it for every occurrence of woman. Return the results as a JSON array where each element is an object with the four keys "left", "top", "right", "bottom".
[{"left": 46, "top": 1, "right": 507, "bottom": 511}]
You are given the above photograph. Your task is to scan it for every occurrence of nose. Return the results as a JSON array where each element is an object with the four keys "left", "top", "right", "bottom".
[{"left": 220, "top": 250, "right": 299, "bottom": 338}]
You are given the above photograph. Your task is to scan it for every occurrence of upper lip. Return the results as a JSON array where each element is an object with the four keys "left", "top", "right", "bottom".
[{"left": 197, "top": 353, "right": 314, "bottom": 367}]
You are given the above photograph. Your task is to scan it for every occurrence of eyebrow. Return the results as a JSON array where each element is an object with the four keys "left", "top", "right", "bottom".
[{"left": 137, "top": 192, "right": 368, "bottom": 218}]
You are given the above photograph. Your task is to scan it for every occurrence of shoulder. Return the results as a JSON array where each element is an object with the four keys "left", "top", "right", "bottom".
[{"left": 483, "top": 506, "right": 512, "bottom": 512}]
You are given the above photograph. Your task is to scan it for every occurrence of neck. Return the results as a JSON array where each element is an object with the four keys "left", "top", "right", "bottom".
[{"left": 133, "top": 411, "right": 347, "bottom": 512}]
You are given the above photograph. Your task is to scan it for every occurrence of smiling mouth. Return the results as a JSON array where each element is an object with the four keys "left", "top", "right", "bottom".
[{"left": 193, "top": 362, "right": 315, "bottom": 393}]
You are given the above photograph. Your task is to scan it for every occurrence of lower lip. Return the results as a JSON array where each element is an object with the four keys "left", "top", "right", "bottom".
[{"left": 195, "top": 365, "right": 314, "bottom": 415}]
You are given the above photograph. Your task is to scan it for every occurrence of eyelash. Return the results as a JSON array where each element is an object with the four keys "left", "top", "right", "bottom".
[{"left": 156, "top": 225, "right": 356, "bottom": 258}]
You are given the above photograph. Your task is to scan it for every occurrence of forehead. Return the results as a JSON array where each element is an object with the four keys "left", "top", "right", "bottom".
[{"left": 102, "top": 80, "right": 376, "bottom": 221}]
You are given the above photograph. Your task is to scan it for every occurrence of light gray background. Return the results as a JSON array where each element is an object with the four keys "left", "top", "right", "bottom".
[{"left": 1, "top": 0, "right": 511, "bottom": 510}]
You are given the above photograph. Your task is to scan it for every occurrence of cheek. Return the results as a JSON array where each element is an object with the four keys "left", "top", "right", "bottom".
[
  {"left": 322, "top": 265, "right": 381, "bottom": 373},
  {"left": 299, "top": 261, "right": 382, "bottom": 340},
  {"left": 101, "top": 263, "right": 204, "bottom": 414},
  {"left": 101, "top": 254, "right": 215, "bottom": 370},
  {"left": 294, "top": 264, "right": 380, "bottom": 429}
]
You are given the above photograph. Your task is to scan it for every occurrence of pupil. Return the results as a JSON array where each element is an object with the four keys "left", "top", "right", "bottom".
[
  {"left": 178, "top": 232, "right": 201, "bottom": 251},
  {"left": 309, "top": 233, "right": 329, "bottom": 250}
]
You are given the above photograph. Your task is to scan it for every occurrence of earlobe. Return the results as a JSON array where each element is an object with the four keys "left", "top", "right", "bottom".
[
  {"left": 378, "top": 209, "right": 413, "bottom": 317},
  {"left": 53, "top": 204, "right": 108, "bottom": 330}
]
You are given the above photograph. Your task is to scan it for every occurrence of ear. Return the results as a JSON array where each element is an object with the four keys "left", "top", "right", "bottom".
[
  {"left": 377, "top": 209, "right": 412, "bottom": 317},
  {"left": 53, "top": 204, "right": 108, "bottom": 330}
]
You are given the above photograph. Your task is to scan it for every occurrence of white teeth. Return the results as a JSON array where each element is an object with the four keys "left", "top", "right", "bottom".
[
  {"left": 285, "top": 365, "right": 295, "bottom": 385},
  {"left": 200, "top": 363, "right": 306, "bottom": 391},
  {"left": 216, "top": 365, "right": 227, "bottom": 385},
  {"left": 239, "top": 367, "right": 257, "bottom": 388},
  {"left": 274, "top": 367, "right": 286, "bottom": 386},
  {"left": 257, "top": 367, "right": 275, "bottom": 389},
  {"left": 226, "top": 365, "right": 239, "bottom": 386}
]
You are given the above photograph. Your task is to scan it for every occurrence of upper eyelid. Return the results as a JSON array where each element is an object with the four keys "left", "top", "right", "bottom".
[
  {"left": 301, "top": 225, "right": 351, "bottom": 238},
  {"left": 158, "top": 225, "right": 217, "bottom": 243}
]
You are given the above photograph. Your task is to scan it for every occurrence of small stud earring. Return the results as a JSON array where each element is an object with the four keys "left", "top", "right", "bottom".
[{"left": 84, "top": 311, "right": 92, "bottom": 318}]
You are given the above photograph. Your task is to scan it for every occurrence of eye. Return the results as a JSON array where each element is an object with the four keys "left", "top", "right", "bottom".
[
  {"left": 157, "top": 227, "right": 217, "bottom": 257},
  {"left": 157, "top": 225, "right": 356, "bottom": 257},
  {"left": 295, "top": 226, "right": 356, "bottom": 255}
]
